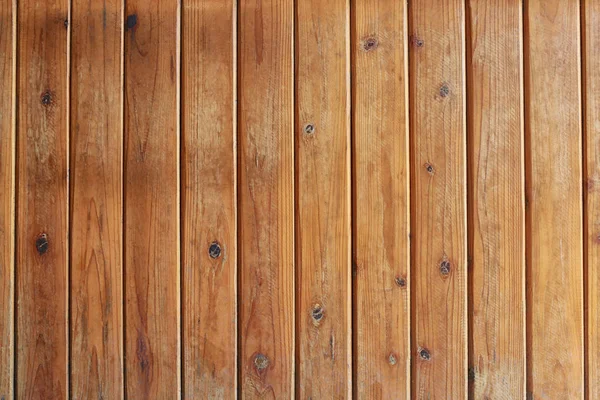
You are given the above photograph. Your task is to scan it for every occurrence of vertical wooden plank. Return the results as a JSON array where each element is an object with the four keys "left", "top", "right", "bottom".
[
  {"left": 525, "top": 0, "right": 584, "bottom": 398},
  {"left": 466, "top": 1, "right": 525, "bottom": 398},
  {"left": 409, "top": 0, "right": 467, "bottom": 397},
  {"left": 124, "top": 0, "right": 180, "bottom": 397},
  {"left": 181, "top": 0, "right": 236, "bottom": 398},
  {"left": 352, "top": 0, "right": 410, "bottom": 398},
  {"left": 16, "top": 0, "right": 69, "bottom": 398},
  {"left": 0, "top": 0, "right": 15, "bottom": 397},
  {"left": 238, "top": 0, "right": 294, "bottom": 397},
  {"left": 585, "top": 1, "right": 600, "bottom": 397},
  {"left": 70, "top": 0, "right": 123, "bottom": 398},
  {"left": 296, "top": 0, "right": 351, "bottom": 398}
]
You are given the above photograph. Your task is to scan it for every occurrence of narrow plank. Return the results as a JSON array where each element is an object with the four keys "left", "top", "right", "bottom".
[
  {"left": 408, "top": 0, "right": 467, "bottom": 397},
  {"left": 70, "top": 0, "right": 123, "bottom": 398},
  {"left": 296, "top": 0, "right": 351, "bottom": 397},
  {"left": 352, "top": 0, "right": 410, "bottom": 398},
  {"left": 123, "top": 0, "right": 180, "bottom": 397},
  {"left": 466, "top": 1, "right": 525, "bottom": 398},
  {"left": 238, "top": 0, "right": 294, "bottom": 397},
  {"left": 524, "top": 0, "right": 584, "bottom": 397},
  {"left": 0, "top": 0, "right": 15, "bottom": 397},
  {"left": 16, "top": 0, "right": 69, "bottom": 398},
  {"left": 585, "top": 1, "right": 600, "bottom": 397},
  {"left": 181, "top": 0, "right": 236, "bottom": 397}
]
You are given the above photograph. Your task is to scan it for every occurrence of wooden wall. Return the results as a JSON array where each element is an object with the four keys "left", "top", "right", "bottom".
[{"left": 0, "top": 0, "right": 596, "bottom": 398}]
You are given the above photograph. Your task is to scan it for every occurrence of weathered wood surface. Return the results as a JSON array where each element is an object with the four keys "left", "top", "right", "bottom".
[
  {"left": 525, "top": 0, "right": 584, "bottom": 398},
  {"left": 467, "top": 0, "right": 525, "bottom": 398},
  {"left": 123, "top": 0, "right": 181, "bottom": 397},
  {"left": 70, "top": 0, "right": 123, "bottom": 398},
  {"left": 353, "top": 0, "right": 410, "bottom": 398},
  {"left": 182, "top": 0, "right": 237, "bottom": 398}
]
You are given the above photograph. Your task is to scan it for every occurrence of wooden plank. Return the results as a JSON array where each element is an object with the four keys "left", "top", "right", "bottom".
[
  {"left": 408, "top": 0, "right": 467, "bottom": 397},
  {"left": 181, "top": 0, "right": 236, "bottom": 397},
  {"left": 16, "top": 0, "right": 69, "bottom": 398},
  {"left": 238, "top": 0, "right": 294, "bottom": 397},
  {"left": 466, "top": 1, "right": 525, "bottom": 398},
  {"left": 0, "top": 0, "right": 15, "bottom": 397},
  {"left": 296, "top": 0, "right": 351, "bottom": 398},
  {"left": 123, "top": 0, "right": 180, "bottom": 397},
  {"left": 525, "top": 0, "right": 584, "bottom": 397},
  {"left": 352, "top": 0, "right": 410, "bottom": 398},
  {"left": 585, "top": 1, "right": 600, "bottom": 397},
  {"left": 70, "top": 0, "right": 123, "bottom": 398}
]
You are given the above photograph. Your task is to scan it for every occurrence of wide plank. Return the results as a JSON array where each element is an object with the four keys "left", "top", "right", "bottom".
[
  {"left": 409, "top": 0, "right": 467, "bottom": 397},
  {"left": 124, "top": 0, "right": 181, "bottom": 397},
  {"left": 467, "top": 0, "right": 525, "bottom": 398},
  {"left": 525, "top": 0, "right": 584, "bottom": 397},
  {"left": 352, "top": 0, "right": 410, "bottom": 398},
  {"left": 0, "top": 0, "right": 15, "bottom": 397},
  {"left": 16, "top": 0, "right": 69, "bottom": 398},
  {"left": 181, "top": 0, "right": 236, "bottom": 397},
  {"left": 238, "top": 0, "right": 295, "bottom": 397},
  {"left": 70, "top": 0, "right": 123, "bottom": 398}
]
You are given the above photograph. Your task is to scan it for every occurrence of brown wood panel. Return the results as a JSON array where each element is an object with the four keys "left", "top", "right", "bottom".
[
  {"left": 0, "top": 0, "right": 15, "bottom": 397},
  {"left": 409, "top": 0, "right": 467, "bottom": 397},
  {"left": 466, "top": 1, "right": 525, "bottom": 398},
  {"left": 16, "top": 0, "right": 69, "bottom": 398},
  {"left": 70, "top": 0, "right": 123, "bottom": 398},
  {"left": 525, "top": 0, "right": 584, "bottom": 397},
  {"left": 181, "top": 0, "right": 236, "bottom": 398},
  {"left": 352, "top": 0, "right": 410, "bottom": 398},
  {"left": 123, "top": 0, "right": 180, "bottom": 397},
  {"left": 585, "top": 1, "right": 600, "bottom": 397},
  {"left": 296, "top": 0, "right": 351, "bottom": 398},
  {"left": 238, "top": 0, "right": 295, "bottom": 397}
]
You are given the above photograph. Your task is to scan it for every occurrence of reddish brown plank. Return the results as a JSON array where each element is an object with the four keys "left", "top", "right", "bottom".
[
  {"left": 296, "top": 0, "right": 351, "bottom": 397},
  {"left": 70, "top": 0, "right": 123, "bottom": 398},
  {"left": 0, "top": 0, "right": 15, "bottom": 397},
  {"left": 124, "top": 0, "right": 181, "bottom": 397},
  {"left": 352, "top": 0, "right": 410, "bottom": 398},
  {"left": 181, "top": 0, "right": 236, "bottom": 397},
  {"left": 238, "top": 0, "right": 295, "bottom": 397},
  {"left": 467, "top": 0, "right": 525, "bottom": 397},
  {"left": 16, "top": 0, "right": 69, "bottom": 398},
  {"left": 409, "top": 0, "right": 467, "bottom": 397}
]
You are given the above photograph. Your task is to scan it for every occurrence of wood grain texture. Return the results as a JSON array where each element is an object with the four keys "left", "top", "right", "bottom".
[
  {"left": 238, "top": 0, "right": 295, "bottom": 397},
  {"left": 409, "top": 0, "right": 467, "bottom": 397},
  {"left": 352, "top": 0, "right": 410, "bottom": 398},
  {"left": 585, "top": 1, "right": 600, "bottom": 397},
  {"left": 70, "top": 0, "right": 123, "bottom": 398},
  {"left": 466, "top": 1, "right": 525, "bottom": 398},
  {"left": 124, "top": 0, "right": 180, "bottom": 397},
  {"left": 524, "top": 0, "right": 584, "bottom": 398},
  {"left": 181, "top": 0, "right": 236, "bottom": 397},
  {"left": 296, "top": 0, "right": 351, "bottom": 398},
  {"left": 0, "top": 0, "right": 15, "bottom": 397},
  {"left": 16, "top": 0, "right": 69, "bottom": 398}
]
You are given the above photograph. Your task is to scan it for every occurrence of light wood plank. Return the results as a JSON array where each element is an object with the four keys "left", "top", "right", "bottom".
[
  {"left": 0, "top": 0, "right": 15, "bottom": 397},
  {"left": 467, "top": 1, "right": 525, "bottom": 398},
  {"left": 16, "top": 0, "right": 69, "bottom": 398},
  {"left": 238, "top": 0, "right": 295, "bottom": 397},
  {"left": 124, "top": 0, "right": 181, "bottom": 397},
  {"left": 296, "top": 0, "right": 351, "bottom": 397},
  {"left": 409, "top": 0, "right": 467, "bottom": 397},
  {"left": 585, "top": 1, "right": 600, "bottom": 397},
  {"left": 181, "top": 0, "right": 236, "bottom": 397},
  {"left": 352, "top": 0, "right": 410, "bottom": 398},
  {"left": 525, "top": 0, "right": 584, "bottom": 397},
  {"left": 70, "top": 0, "right": 123, "bottom": 398}
]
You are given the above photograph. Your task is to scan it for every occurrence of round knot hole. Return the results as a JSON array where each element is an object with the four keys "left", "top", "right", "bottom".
[{"left": 209, "top": 241, "right": 222, "bottom": 259}]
